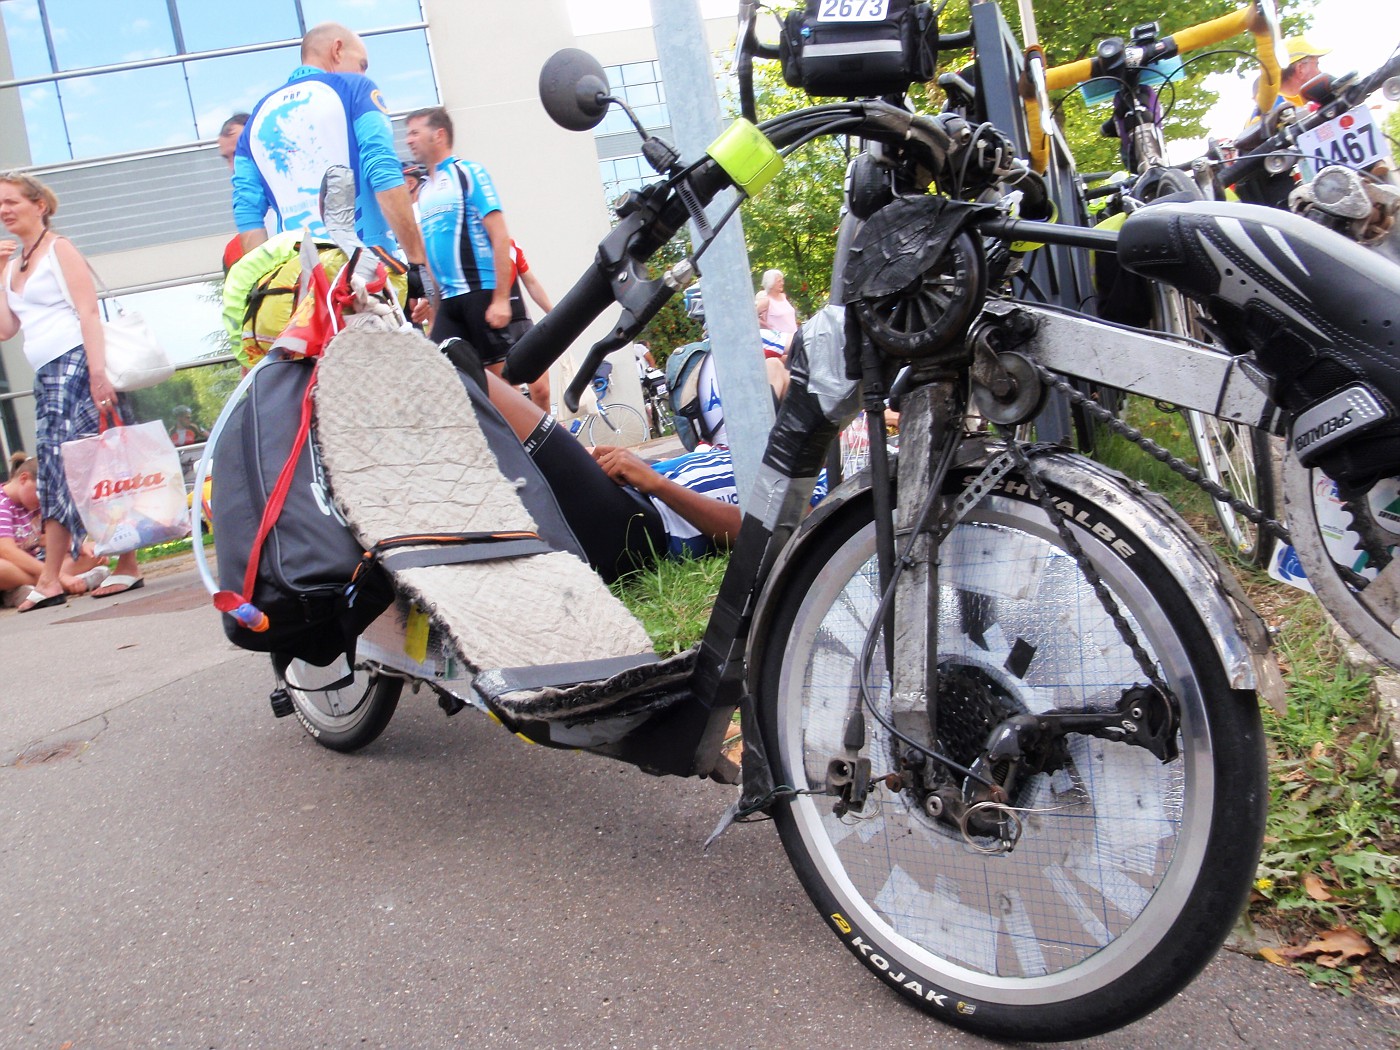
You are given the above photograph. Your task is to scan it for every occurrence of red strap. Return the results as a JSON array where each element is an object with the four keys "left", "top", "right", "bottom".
[
  {"left": 97, "top": 404, "right": 121, "bottom": 433},
  {"left": 238, "top": 364, "right": 319, "bottom": 601}
]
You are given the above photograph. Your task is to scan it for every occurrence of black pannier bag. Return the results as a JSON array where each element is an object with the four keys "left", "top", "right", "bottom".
[
  {"left": 780, "top": 0, "right": 938, "bottom": 98},
  {"left": 212, "top": 347, "right": 590, "bottom": 668},
  {"left": 212, "top": 355, "right": 393, "bottom": 667}
]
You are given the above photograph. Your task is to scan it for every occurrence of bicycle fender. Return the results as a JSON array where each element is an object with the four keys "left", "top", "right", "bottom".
[{"left": 745, "top": 445, "right": 1284, "bottom": 711}]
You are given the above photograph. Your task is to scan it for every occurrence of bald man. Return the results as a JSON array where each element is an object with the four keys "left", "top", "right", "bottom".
[{"left": 230, "top": 21, "right": 425, "bottom": 274}]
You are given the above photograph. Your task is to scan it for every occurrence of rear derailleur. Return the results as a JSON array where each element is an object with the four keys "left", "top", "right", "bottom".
[{"left": 828, "top": 679, "right": 1178, "bottom": 852}]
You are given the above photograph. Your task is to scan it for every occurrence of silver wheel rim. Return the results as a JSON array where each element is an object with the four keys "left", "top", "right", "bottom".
[
  {"left": 283, "top": 657, "right": 380, "bottom": 731},
  {"left": 775, "top": 497, "right": 1213, "bottom": 1004}
]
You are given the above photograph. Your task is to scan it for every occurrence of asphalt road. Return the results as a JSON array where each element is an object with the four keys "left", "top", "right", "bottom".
[{"left": 2, "top": 566, "right": 1397, "bottom": 1048}]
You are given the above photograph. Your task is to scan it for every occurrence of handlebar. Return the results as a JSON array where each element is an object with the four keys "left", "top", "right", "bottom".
[
  {"left": 501, "top": 263, "right": 613, "bottom": 387},
  {"left": 1218, "top": 50, "right": 1400, "bottom": 187},
  {"left": 1024, "top": 4, "right": 1280, "bottom": 173},
  {"left": 1041, "top": 4, "right": 1276, "bottom": 101},
  {"left": 503, "top": 99, "right": 958, "bottom": 410}
]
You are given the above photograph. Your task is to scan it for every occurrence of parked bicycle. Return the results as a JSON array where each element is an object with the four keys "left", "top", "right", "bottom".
[
  {"left": 991, "top": 0, "right": 1287, "bottom": 564},
  {"left": 640, "top": 365, "right": 674, "bottom": 436},
  {"left": 559, "top": 360, "right": 650, "bottom": 447},
  {"left": 200, "top": 0, "right": 1400, "bottom": 1041}
]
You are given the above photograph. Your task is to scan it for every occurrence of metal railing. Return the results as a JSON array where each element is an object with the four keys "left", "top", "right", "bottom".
[{"left": 0, "top": 353, "right": 239, "bottom": 476}]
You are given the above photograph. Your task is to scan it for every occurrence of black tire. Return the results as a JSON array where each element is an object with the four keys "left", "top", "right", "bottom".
[
  {"left": 280, "top": 657, "right": 403, "bottom": 753},
  {"left": 757, "top": 473, "right": 1267, "bottom": 1041}
]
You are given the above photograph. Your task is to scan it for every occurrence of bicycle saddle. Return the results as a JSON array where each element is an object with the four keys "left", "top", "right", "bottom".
[{"left": 1118, "top": 200, "right": 1400, "bottom": 491}]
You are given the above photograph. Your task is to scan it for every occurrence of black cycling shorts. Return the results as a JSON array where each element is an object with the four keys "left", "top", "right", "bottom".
[
  {"left": 521, "top": 415, "right": 667, "bottom": 582},
  {"left": 429, "top": 289, "right": 512, "bottom": 367}
]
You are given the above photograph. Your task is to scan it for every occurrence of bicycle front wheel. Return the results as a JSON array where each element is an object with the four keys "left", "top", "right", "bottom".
[
  {"left": 586, "top": 402, "right": 649, "bottom": 447},
  {"left": 758, "top": 471, "right": 1266, "bottom": 1041}
]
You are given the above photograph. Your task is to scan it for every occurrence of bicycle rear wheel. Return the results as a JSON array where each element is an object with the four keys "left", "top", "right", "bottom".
[
  {"left": 280, "top": 656, "right": 403, "bottom": 752},
  {"left": 1156, "top": 287, "right": 1275, "bottom": 565},
  {"left": 758, "top": 470, "right": 1266, "bottom": 1041},
  {"left": 648, "top": 395, "right": 675, "bottom": 436},
  {"left": 586, "top": 402, "right": 649, "bottom": 447}
]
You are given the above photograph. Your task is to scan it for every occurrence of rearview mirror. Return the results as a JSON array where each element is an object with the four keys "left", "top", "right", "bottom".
[{"left": 539, "top": 48, "right": 611, "bottom": 132}]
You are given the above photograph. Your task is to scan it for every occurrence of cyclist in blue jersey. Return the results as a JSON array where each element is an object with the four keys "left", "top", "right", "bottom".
[
  {"left": 230, "top": 22, "right": 429, "bottom": 291},
  {"left": 405, "top": 106, "right": 516, "bottom": 373}
]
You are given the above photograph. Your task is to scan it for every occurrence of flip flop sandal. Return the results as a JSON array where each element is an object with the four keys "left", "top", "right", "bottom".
[
  {"left": 74, "top": 565, "right": 111, "bottom": 594},
  {"left": 92, "top": 574, "right": 145, "bottom": 598},
  {"left": 18, "top": 588, "right": 67, "bottom": 613}
]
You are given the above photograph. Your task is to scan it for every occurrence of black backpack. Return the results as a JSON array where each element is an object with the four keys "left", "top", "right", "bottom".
[{"left": 211, "top": 355, "right": 393, "bottom": 667}]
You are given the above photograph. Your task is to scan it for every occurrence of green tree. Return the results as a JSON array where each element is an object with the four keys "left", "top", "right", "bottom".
[
  {"left": 722, "top": 60, "right": 847, "bottom": 316},
  {"left": 940, "top": 0, "right": 1315, "bottom": 175}
]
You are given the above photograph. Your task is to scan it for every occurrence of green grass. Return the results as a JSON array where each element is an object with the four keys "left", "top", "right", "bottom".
[
  {"left": 134, "top": 529, "right": 215, "bottom": 564},
  {"left": 611, "top": 552, "right": 728, "bottom": 656},
  {"left": 1102, "top": 397, "right": 1400, "bottom": 988}
]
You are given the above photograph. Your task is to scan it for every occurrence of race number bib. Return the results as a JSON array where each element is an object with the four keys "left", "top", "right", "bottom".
[
  {"left": 816, "top": 0, "right": 890, "bottom": 21},
  {"left": 1296, "top": 105, "right": 1389, "bottom": 180}
]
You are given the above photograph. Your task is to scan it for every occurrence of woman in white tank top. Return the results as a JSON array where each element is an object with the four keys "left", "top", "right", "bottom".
[{"left": 0, "top": 172, "right": 141, "bottom": 610}]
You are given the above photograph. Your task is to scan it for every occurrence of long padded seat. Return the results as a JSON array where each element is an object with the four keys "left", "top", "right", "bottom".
[
  {"left": 1118, "top": 200, "right": 1400, "bottom": 363},
  {"left": 1117, "top": 200, "right": 1400, "bottom": 488}
]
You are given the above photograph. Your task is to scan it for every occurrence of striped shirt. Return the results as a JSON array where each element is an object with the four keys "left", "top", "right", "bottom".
[
  {"left": 0, "top": 487, "right": 40, "bottom": 556},
  {"left": 648, "top": 447, "right": 828, "bottom": 559},
  {"left": 418, "top": 156, "right": 502, "bottom": 298}
]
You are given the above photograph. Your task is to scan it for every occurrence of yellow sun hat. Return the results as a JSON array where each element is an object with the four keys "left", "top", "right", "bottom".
[{"left": 1285, "top": 35, "right": 1330, "bottom": 64}]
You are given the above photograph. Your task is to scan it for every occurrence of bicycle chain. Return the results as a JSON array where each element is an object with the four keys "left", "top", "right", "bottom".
[
  {"left": 1033, "top": 363, "right": 1293, "bottom": 547},
  {"left": 999, "top": 437, "right": 1170, "bottom": 695}
]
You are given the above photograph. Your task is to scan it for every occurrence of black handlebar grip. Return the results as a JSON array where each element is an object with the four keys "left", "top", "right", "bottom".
[{"left": 502, "top": 263, "right": 614, "bottom": 385}]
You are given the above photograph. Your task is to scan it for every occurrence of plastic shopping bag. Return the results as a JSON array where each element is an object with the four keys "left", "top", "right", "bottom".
[{"left": 62, "top": 417, "right": 191, "bottom": 555}]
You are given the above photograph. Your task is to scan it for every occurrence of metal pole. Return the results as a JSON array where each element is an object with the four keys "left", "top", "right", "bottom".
[{"left": 650, "top": 0, "right": 772, "bottom": 505}]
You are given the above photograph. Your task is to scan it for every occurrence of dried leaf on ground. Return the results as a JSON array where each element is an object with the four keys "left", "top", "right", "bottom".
[
  {"left": 1279, "top": 926, "right": 1373, "bottom": 968},
  {"left": 1303, "top": 874, "right": 1334, "bottom": 901}
]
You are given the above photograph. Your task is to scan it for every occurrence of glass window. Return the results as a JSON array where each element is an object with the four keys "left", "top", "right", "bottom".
[
  {"left": 185, "top": 46, "right": 299, "bottom": 140},
  {"left": 625, "top": 81, "right": 659, "bottom": 108},
  {"left": 174, "top": 0, "right": 302, "bottom": 53},
  {"left": 300, "top": 0, "right": 422, "bottom": 31},
  {"left": 619, "top": 62, "right": 655, "bottom": 87},
  {"left": 116, "top": 283, "right": 226, "bottom": 366},
  {"left": 62, "top": 65, "right": 195, "bottom": 158},
  {"left": 362, "top": 30, "right": 438, "bottom": 112},
  {"left": 3, "top": 83, "right": 69, "bottom": 165},
  {"left": 43, "top": 0, "right": 176, "bottom": 72},
  {"left": 1, "top": 0, "right": 53, "bottom": 79},
  {"left": 633, "top": 103, "right": 668, "bottom": 131}
]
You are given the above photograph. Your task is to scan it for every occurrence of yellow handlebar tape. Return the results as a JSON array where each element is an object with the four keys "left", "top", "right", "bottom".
[{"left": 707, "top": 119, "right": 784, "bottom": 197}]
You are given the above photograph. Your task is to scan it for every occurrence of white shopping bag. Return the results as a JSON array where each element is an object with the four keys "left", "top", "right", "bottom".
[{"left": 62, "top": 418, "right": 192, "bottom": 555}]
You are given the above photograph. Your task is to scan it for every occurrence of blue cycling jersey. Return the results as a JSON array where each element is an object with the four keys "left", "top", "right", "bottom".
[
  {"left": 232, "top": 66, "right": 404, "bottom": 250},
  {"left": 417, "top": 156, "right": 502, "bottom": 297}
]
